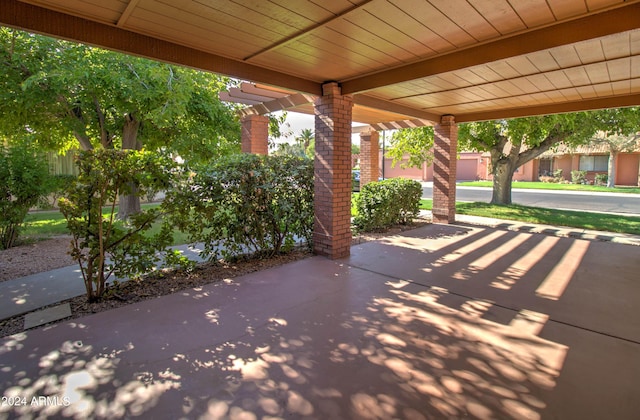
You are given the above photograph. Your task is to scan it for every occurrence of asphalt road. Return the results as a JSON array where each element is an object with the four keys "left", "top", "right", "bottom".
[{"left": 422, "top": 185, "right": 640, "bottom": 216}]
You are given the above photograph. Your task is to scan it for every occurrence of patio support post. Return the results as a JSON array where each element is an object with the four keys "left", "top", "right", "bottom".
[
  {"left": 360, "top": 130, "right": 379, "bottom": 187},
  {"left": 240, "top": 114, "right": 269, "bottom": 155},
  {"left": 433, "top": 115, "right": 457, "bottom": 223},
  {"left": 313, "top": 82, "right": 353, "bottom": 259}
]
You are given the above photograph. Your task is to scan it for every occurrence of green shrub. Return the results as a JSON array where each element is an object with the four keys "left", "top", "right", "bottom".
[
  {"left": 59, "top": 149, "right": 180, "bottom": 302},
  {"left": 553, "top": 169, "right": 564, "bottom": 179},
  {"left": 165, "top": 154, "right": 313, "bottom": 260},
  {"left": 594, "top": 173, "right": 608, "bottom": 186},
  {"left": 353, "top": 178, "right": 422, "bottom": 231},
  {"left": 0, "top": 143, "right": 51, "bottom": 249},
  {"left": 571, "top": 170, "right": 587, "bottom": 184}
]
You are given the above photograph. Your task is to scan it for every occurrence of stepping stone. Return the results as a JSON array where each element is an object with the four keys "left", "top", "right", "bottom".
[{"left": 23, "top": 303, "right": 72, "bottom": 330}]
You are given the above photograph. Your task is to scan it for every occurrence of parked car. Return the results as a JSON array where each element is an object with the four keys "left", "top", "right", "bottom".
[
  {"left": 352, "top": 170, "right": 383, "bottom": 191},
  {"left": 352, "top": 170, "right": 360, "bottom": 191}
]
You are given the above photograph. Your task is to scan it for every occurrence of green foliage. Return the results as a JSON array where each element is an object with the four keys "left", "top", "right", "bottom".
[
  {"left": 386, "top": 126, "right": 434, "bottom": 169},
  {"left": 164, "top": 154, "right": 314, "bottom": 260},
  {"left": 0, "top": 28, "right": 240, "bottom": 162},
  {"left": 58, "top": 149, "right": 179, "bottom": 302},
  {"left": 594, "top": 173, "right": 608, "bottom": 186},
  {"left": 571, "top": 170, "right": 587, "bottom": 184},
  {"left": 353, "top": 178, "right": 422, "bottom": 231},
  {"left": 0, "top": 143, "right": 52, "bottom": 248}
]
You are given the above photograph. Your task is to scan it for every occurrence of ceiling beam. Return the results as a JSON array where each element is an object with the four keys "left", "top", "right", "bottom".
[
  {"left": 342, "top": 2, "right": 640, "bottom": 94},
  {"left": 353, "top": 94, "right": 441, "bottom": 122},
  {"left": 455, "top": 93, "right": 640, "bottom": 123},
  {"left": 117, "top": 0, "right": 141, "bottom": 28},
  {"left": 0, "top": 0, "right": 322, "bottom": 95},
  {"left": 244, "top": 0, "right": 377, "bottom": 61},
  {"left": 238, "top": 93, "right": 317, "bottom": 117}
]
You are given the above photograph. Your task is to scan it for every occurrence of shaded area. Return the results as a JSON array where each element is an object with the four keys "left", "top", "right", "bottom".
[{"left": 1, "top": 224, "right": 639, "bottom": 419}]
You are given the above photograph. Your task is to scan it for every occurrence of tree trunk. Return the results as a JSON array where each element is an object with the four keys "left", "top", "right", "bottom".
[
  {"left": 491, "top": 160, "right": 515, "bottom": 205},
  {"left": 607, "top": 150, "right": 617, "bottom": 188},
  {"left": 117, "top": 114, "right": 142, "bottom": 220}
]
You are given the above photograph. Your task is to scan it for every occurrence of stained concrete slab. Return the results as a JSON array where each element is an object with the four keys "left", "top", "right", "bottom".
[
  {"left": 1, "top": 223, "right": 639, "bottom": 419},
  {"left": 23, "top": 303, "right": 71, "bottom": 329}
]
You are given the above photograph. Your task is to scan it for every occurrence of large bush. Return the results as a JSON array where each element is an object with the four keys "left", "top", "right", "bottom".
[
  {"left": 165, "top": 154, "right": 313, "bottom": 260},
  {"left": 59, "top": 149, "right": 180, "bottom": 302},
  {"left": 353, "top": 178, "right": 422, "bottom": 231},
  {"left": 0, "top": 143, "right": 51, "bottom": 249}
]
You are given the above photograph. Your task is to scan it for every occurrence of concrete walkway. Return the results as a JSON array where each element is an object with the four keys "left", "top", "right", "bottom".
[
  {"left": 1, "top": 214, "right": 638, "bottom": 322},
  {"left": 1, "top": 222, "right": 639, "bottom": 419},
  {"left": 0, "top": 244, "right": 208, "bottom": 321}
]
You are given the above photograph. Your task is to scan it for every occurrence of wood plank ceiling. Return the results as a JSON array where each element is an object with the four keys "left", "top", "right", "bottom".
[{"left": 2, "top": 0, "right": 639, "bottom": 126}]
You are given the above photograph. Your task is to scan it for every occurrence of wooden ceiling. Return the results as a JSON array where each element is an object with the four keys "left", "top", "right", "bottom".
[{"left": 2, "top": 0, "right": 639, "bottom": 125}]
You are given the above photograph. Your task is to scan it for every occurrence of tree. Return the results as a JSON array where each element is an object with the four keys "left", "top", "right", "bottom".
[
  {"left": 386, "top": 126, "right": 435, "bottom": 169},
  {"left": 297, "top": 128, "right": 314, "bottom": 152},
  {"left": 459, "top": 115, "right": 600, "bottom": 204},
  {"left": 387, "top": 112, "right": 622, "bottom": 204},
  {"left": 0, "top": 28, "right": 241, "bottom": 218},
  {"left": 58, "top": 149, "right": 181, "bottom": 302},
  {"left": 586, "top": 108, "right": 640, "bottom": 187},
  {"left": 0, "top": 142, "right": 51, "bottom": 248}
]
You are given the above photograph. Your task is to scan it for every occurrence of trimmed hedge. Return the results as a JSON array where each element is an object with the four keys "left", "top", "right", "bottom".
[
  {"left": 353, "top": 178, "right": 422, "bottom": 231},
  {"left": 165, "top": 154, "right": 313, "bottom": 260}
]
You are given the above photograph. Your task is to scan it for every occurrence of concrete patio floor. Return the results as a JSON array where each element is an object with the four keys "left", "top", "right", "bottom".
[{"left": 1, "top": 223, "right": 639, "bottom": 419}]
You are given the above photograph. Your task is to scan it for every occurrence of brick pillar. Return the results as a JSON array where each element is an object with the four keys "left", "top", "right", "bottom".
[
  {"left": 360, "top": 130, "right": 379, "bottom": 187},
  {"left": 433, "top": 115, "right": 457, "bottom": 224},
  {"left": 313, "top": 82, "right": 353, "bottom": 259},
  {"left": 241, "top": 114, "right": 269, "bottom": 155}
]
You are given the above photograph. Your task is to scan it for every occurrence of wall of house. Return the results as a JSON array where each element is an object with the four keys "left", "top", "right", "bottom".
[
  {"left": 554, "top": 155, "right": 574, "bottom": 181},
  {"left": 381, "top": 157, "right": 424, "bottom": 180},
  {"left": 617, "top": 153, "right": 640, "bottom": 186},
  {"left": 380, "top": 152, "right": 481, "bottom": 181}
]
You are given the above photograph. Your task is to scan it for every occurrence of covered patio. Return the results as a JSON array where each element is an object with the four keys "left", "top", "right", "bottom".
[
  {"left": 2, "top": 0, "right": 639, "bottom": 258},
  {"left": 1, "top": 223, "right": 639, "bottom": 418},
  {"left": 1, "top": 1, "right": 639, "bottom": 418}
]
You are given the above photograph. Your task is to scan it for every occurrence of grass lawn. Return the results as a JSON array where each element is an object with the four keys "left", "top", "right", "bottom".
[
  {"left": 458, "top": 181, "right": 640, "bottom": 194},
  {"left": 21, "top": 204, "right": 190, "bottom": 246},
  {"left": 419, "top": 199, "right": 640, "bottom": 235}
]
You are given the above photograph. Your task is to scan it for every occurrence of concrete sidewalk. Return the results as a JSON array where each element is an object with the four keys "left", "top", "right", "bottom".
[
  {"left": 1, "top": 214, "right": 638, "bottom": 323},
  {"left": 0, "top": 244, "right": 208, "bottom": 321},
  {"left": 1, "top": 222, "right": 639, "bottom": 419}
]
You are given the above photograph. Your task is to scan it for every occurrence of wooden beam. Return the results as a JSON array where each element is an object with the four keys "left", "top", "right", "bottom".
[
  {"left": 243, "top": 0, "right": 376, "bottom": 61},
  {"left": 342, "top": 2, "right": 640, "bottom": 94},
  {"left": 0, "top": 0, "right": 322, "bottom": 95},
  {"left": 456, "top": 93, "right": 640, "bottom": 123},
  {"left": 117, "top": 0, "right": 141, "bottom": 28},
  {"left": 238, "top": 93, "right": 317, "bottom": 116},
  {"left": 353, "top": 94, "right": 440, "bottom": 123}
]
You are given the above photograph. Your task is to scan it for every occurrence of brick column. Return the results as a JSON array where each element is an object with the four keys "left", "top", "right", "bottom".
[
  {"left": 433, "top": 115, "right": 457, "bottom": 224},
  {"left": 241, "top": 114, "right": 269, "bottom": 155},
  {"left": 313, "top": 82, "right": 353, "bottom": 259},
  {"left": 360, "top": 130, "right": 379, "bottom": 187}
]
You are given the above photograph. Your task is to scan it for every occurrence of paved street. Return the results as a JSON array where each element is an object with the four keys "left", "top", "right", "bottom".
[{"left": 422, "top": 184, "right": 640, "bottom": 216}]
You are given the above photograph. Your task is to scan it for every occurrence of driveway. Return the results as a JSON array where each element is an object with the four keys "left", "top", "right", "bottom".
[
  {"left": 1, "top": 223, "right": 638, "bottom": 419},
  {"left": 422, "top": 184, "right": 640, "bottom": 215}
]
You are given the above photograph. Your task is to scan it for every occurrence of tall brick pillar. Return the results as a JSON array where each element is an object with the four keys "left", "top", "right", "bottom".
[
  {"left": 433, "top": 115, "right": 457, "bottom": 224},
  {"left": 313, "top": 82, "right": 353, "bottom": 259},
  {"left": 241, "top": 114, "right": 269, "bottom": 155},
  {"left": 360, "top": 130, "right": 379, "bottom": 187}
]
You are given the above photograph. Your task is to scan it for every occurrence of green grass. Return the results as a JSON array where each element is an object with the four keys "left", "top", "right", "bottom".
[
  {"left": 21, "top": 204, "right": 190, "bottom": 246},
  {"left": 458, "top": 181, "right": 640, "bottom": 194},
  {"left": 419, "top": 199, "right": 640, "bottom": 235}
]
